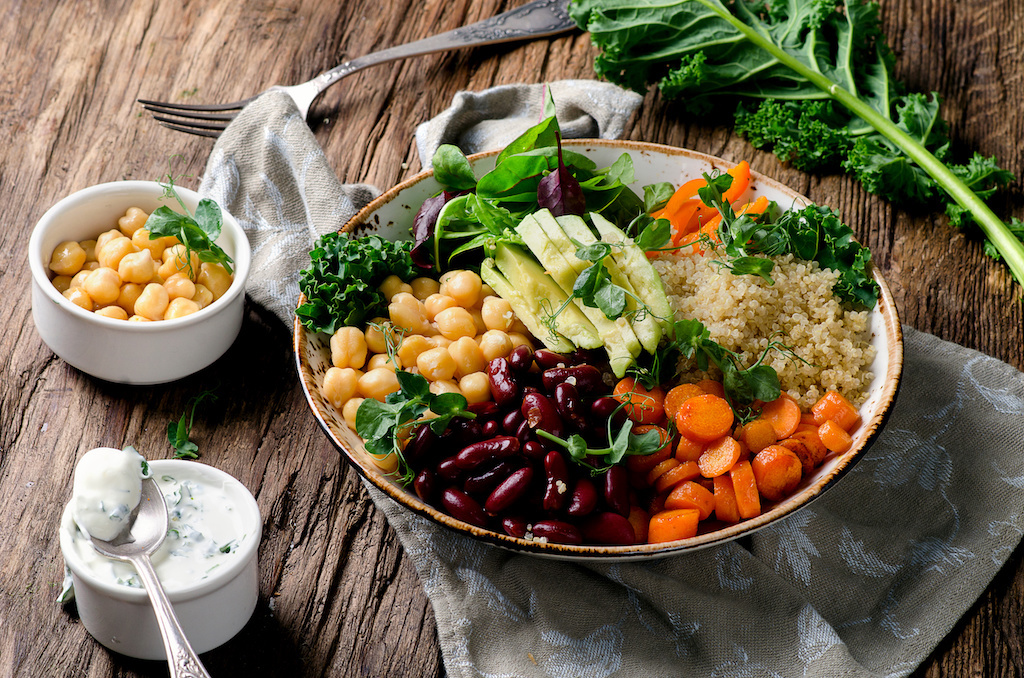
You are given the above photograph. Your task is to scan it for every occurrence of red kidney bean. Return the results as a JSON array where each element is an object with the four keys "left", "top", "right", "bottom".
[
  {"left": 553, "top": 382, "right": 584, "bottom": 424},
  {"left": 501, "top": 515, "right": 529, "bottom": 539},
  {"left": 455, "top": 436, "right": 520, "bottom": 469},
  {"left": 522, "top": 392, "right": 564, "bottom": 438},
  {"left": 581, "top": 512, "right": 636, "bottom": 545},
  {"left": 533, "top": 349, "right": 577, "bottom": 370},
  {"left": 542, "top": 451, "right": 570, "bottom": 512},
  {"left": 591, "top": 396, "right": 627, "bottom": 426},
  {"left": 467, "top": 400, "right": 500, "bottom": 420},
  {"left": 521, "top": 440, "right": 547, "bottom": 460},
  {"left": 413, "top": 468, "right": 438, "bottom": 503},
  {"left": 602, "top": 465, "right": 630, "bottom": 517},
  {"left": 436, "top": 456, "right": 464, "bottom": 483},
  {"left": 507, "top": 344, "right": 534, "bottom": 373},
  {"left": 481, "top": 420, "right": 500, "bottom": 438},
  {"left": 541, "top": 364, "right": 604, "bottom": 394},
  {"left": 514, "top": 419, "right": 532, "bottom": 445},
  {"left": 404, "top": 424, "right": 439, "bottom": 466},
  {"left": 484, "top": 466, "right": 534, "bottom": 514},
  {"left": 463, "top": 459, "right": 520, "bottom": 496},
  {"left": 502, "top": 408, "right": 525, "bottom": 435},
  {"left": 487, "top": 357, "right": 519, "bottom": 406},
  {"left": 530, "top": 519, "right": 583, "bottom": 545},
  {"left": 567, "top": 477, "right": 598, "bottom": 517},
  {"left": 442, "top": 487, "right": 487, "bottom": 527}
]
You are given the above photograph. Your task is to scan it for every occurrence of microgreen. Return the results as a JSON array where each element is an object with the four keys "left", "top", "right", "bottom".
[
  {"left": 536, "top": 405, "right": 666, "bottom": 474},
  {"left": 145, "top": 174, "right": 234, "bottom": 277},
  {"left": 167, "top": 390, "right": 217, "bottom": 459}
]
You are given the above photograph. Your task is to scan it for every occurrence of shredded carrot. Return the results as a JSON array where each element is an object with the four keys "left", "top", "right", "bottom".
[
  {"left": 697, "top": 435, "right": 742, "bottom": 478},
  {"left": 751, "top": 444, "right": 803, "bottom": 502},
  {"left": 729, "top": 460, "right": 761, "bottom": 519},
  {"left": 664, "top": 480, "right": 716, "bottom": 520},
  {"left": 818, "top": 419, "right": 853, "bottom": 454},
  {"left": 712, "top": 475, "right": 741, "bottom": 523},
  {"left": 648, "top": 508, "right": 700, "bottom": 543},
  {"left": 759, "top": 393, "right": 802, "bottom": 439},
  {"left": 676, "top": 393, "right": 735, "bottom": 442},
  {"left": 811, "top": 390, "right": 861, "bottom": 431}
]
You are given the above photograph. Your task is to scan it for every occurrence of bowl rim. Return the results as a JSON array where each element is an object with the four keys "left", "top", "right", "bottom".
[
  {"left": 60, "top": 459, "right": 262, "bottom": 600},
  {"left": 28, "top": 180, "right": 251, "bottom": 331},
  {"left": 294, "top": 139, "right": 904, "bottom": 559}
]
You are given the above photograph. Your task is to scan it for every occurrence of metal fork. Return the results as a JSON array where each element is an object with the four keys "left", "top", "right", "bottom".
[{"left": 139, "top": 0, "right": 575, "bottom": 138}]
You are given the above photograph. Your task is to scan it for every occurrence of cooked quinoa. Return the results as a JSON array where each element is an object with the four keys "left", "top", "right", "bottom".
[{"left": 651, "top": 251, "right": 876, "bottom": 408}]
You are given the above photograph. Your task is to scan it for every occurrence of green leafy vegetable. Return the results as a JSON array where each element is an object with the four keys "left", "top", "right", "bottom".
[
  {"left": 296, "top": 232, "right": 416, "bottom": 334},
  {"left": 571, "top": 0, "right": 1024, "bottom": 286},
  {"left": 167, "top": 390, "right": 217, "bottom": 459},
  {"left": 355, "top": 370, "right": 475, "bottom": 485},
  {"left": 146, "top": 175, "right": 234, "bottom": 276}
]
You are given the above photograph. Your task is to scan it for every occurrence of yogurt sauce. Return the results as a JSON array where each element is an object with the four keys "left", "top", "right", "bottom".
[
  {"left": 72, "top": 446, "right": 149, "bottom": 541},
  {"left": 66, "top": 448, "right": 250, "bottom": 591}
]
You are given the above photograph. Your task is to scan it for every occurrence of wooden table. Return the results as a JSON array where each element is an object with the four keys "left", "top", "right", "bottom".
[{"left": 2, "top": 0, "right": 1021, "bottom": 675}]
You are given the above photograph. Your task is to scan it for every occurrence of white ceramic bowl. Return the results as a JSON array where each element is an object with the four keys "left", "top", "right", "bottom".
[
  {"left": 59, "top": 459, "right": 262, "bottom": 660},
  {"left": 29, "top": 181, "right": 251, "bottom": 384},
  {"left": 295, "top": 140, "right": 904, "bottom": 561}
]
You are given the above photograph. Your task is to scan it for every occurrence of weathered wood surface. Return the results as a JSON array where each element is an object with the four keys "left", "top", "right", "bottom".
[{"left": 1, "top": 0, "right": 1022, "bottom": 676}]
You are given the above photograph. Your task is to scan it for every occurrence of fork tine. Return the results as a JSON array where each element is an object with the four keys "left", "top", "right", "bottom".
[
  {"left": 152, "top": 118, "right": 226, "bottom": 139},
  {"left": 137, "top": 97, "right": 254, "bottom": 113},
  {"left": 141, "top": 105, "right": 238, "bottom": 123}
]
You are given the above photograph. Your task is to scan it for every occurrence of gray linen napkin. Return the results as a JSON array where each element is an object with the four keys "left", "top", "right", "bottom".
[{"left": 200, "top": 82, "right": 1024, "bottom": 677}]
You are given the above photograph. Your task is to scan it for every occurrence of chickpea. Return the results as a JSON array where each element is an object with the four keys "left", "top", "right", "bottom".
[
  {"left": 49, "top": 241, "right": 87, "bottom": 276},
  {"left": 434, "top": 306, "right": 476, "bottom": 340},
  {"left": 481, "top": 296, "right": 515, "bottom": 331},
  {"left": 479, "top": 283, "right": 495, "bottom": 299},
  {"left": 197, "top": 262, "right": 232, "bottom": 298},
  {"left": 63, "top": 287, "right": 93, "bottom": 311},
  {"left": 507, "top": 332, "right": 534, "bottom": 351},
  {"left": 330, "top": 326, "right": 368, "bottom": 369},
  {"left": 97, "top": 236, "right": 136, "bottom": 271},
  {"left": 191, "top": 284, "right": 214, "bottom": 310},
  {"left": 118, "top": 249, "right": 156, "bottom": 285},
  {"left": 364, "top": 317, "right": 394, "bottom": 354},
  {"left": 116, "top": 283, "right": 145, "bottom": 315},
  {"left": 438, "top": 269, "right": 457, "bottom": 292},
  {"left": 396, "top": 334, "right": 432, "bottom": 367},
  {"left": 51, "top": 275, "right": 73, "bottom": 294},
  {"left": 118, "top": 206, "right": 149, "bottom": 237},
  {"left": 358, "top": 368, "right": 401, "bottom": 401},
  {"left": 367, "top": 352, "right": 400, "bottom": 371},
  {"left": 446, "top": 270, "right": 483, "bottom": 308},
  {"left": 321, "top": 367, "right": 361, "bottom": 409},
  {"left": 69, "top": 270, "right": 91, "bottom": 290},
  {"left": 388, "top": 292, "right": 431, "bottom": 335},
  {"left": 423, "top": 293, "right": 458, "bottom": 321},
  {"left": 409, "top": 277, "right": 440, "bottom": 301},
  {"left": 127, "top": 315, "right": 152, "bottom": 322},
  {"left": 95, "top": 229, "right": 122, "bottom": 253},
  {"left": 379, "top": 274, "right": 413, "bottom": 301},
  {"left": 80, "top": 239, "right": 98, "bottom": 262},
  {"left": 429, "top": 380, "right": 462, "bottom": 396},
  {"left": 161, "top": 245, "right": 201, "bottom": 281},
  {"left": 447, "top": 336, "right": 486, "bottom": 378},
  {"left": 95, "top": 305, "right": 129, "bottom": 321},
  {"left": 164, "top": 297, "right": 200, "bottom": 320},
  {"left": 478, "top": 330, "right": 514, "bottom": 362},
  {"left": 416, "top": 346, "right": 457, "bottom": 382},
  {"left": 134, "top": 282, "right": 170, "bottom": 321},
  {"left": 342, "top": 397, "right": 364, "bottom": 429},
  {"left": 83, "top": 267, "right": 122, "bottom": 305},
  {"left": 429, "top": 335, "right": 452, "bottom": 350},
  {"left": 470, "top": 308, "right": 487, "bottom": 335},
  {"left": 81, "top": 261, "right": 100, "bottom": 271},
  {"left": 163, "top": 271, "right": 197, "bottom": 300},
  {"left": 459, "top": 372, "right": 492, "bottom": 404},
  {"left": 131, "top": 228, "right": 166, "bottom": 260}
]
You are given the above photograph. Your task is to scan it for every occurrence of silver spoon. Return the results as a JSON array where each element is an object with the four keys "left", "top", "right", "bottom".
[{"left": 88, "top": 477, "right": 212, "bottom": 678}]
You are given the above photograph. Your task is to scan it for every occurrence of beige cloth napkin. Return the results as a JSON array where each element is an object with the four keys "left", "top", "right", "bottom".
[{"left": 200, "top": 82, "right": 1024, "bottom": 677}]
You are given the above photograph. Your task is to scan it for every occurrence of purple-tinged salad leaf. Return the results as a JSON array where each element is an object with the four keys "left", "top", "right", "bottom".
[
  {"left": 537, "top": 134, "right": 586, "bottom": 217},
  {"left": 411, "top": 191, "right": 457, "bottom": 270}
]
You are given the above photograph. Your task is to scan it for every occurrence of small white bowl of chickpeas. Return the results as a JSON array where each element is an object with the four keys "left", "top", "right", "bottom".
[{"left": 29, "top": 181, "right": 251, "bottom": 384}]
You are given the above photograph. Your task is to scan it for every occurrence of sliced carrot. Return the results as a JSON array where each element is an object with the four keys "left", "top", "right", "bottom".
[
  {"left": 712, "top": 475, "right": 741, "bottom": 523},
  {"left": 676, "top": 393, "right": 734, "bottom": 442},
  {"left": 664, "top": 383, "right": 705, "bottom": 421},
  {"left": 790, "top": 429, "right": 827, "bottom": 468},
  {"left": 645, "top": 458, "right": 680, "bottom": 488},
  {"left": 729, "top": 460, "right": 761, "bottom": 519},
  {"left": 800, "top": 412, "right": 818, "bottom": 426},
  {"left": 648, "top": 508, "right": 700, "bottom": 543},
  {"left": 624, "top": 424, "right": 672, "bottom": 473},
  {"left": 751, "top": 444, "right": 803, "bottom": 502},
  {"left": 654, "top": 460, "right": 701, "bottom": 494},
  {"left": 664, "top": 480, "right": 716, "bottom": 520},
  {"left": 649, "top": 490, "right": 669, "bottom": 515},
  {"left": 738, "top": 418, "right": 778, "bottom": 455},
  {"left": 627, "top": 506, "right": 649, "bottom": 544},
  {"left": 695, "top": 379, "right": 726, "bottom": 399},
  {"left": 674, "top": 432, "right": 705, "bottom": 462},
  {"left": 759, "top": 393, "right": 801, "bottom": 439},
  {"left": 777, "top": 436, "right": 815, "bottom": 475},
  {"left": 811, "top": 390, "right": 861, "bottom": 431},
  {"left": 697, "top": 435, "right": 742, "bottom": 478},
  {"left": 612, "top": 377, "right": 666, "bottom": 425},
  {"left": 818, "top": 419, "right": 853, "bottom": 454}
]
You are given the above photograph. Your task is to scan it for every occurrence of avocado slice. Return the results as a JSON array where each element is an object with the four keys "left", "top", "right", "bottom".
[
  {"left": 590, "top": 212, "right": 675, "bottom": 334},
  {"left": 555, "top": 214, "right": 663, "bottom": 354},
  {"left": 480, "top": 257, "right": 575, "bottom": 354}
]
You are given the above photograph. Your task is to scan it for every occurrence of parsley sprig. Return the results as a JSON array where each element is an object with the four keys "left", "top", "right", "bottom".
[
  {"left": 145, "top": 174, "right": 234, "bottom": 277},
  {"left": 167, "top": 390, "right": 217, "bottom": 459}
]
